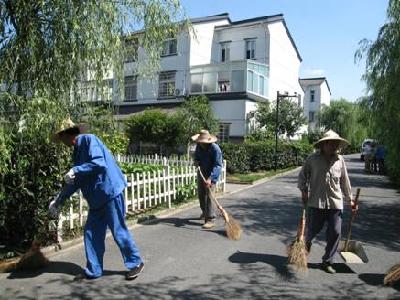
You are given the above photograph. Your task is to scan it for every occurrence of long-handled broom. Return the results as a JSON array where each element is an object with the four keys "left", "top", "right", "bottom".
[
  {"left": 384, "top": 263, "right": 400, "bottom": 286},
  {"left": 287, "top": 207, "right": 308, "bottom": 271},
  {"left": 198, "top": 167, "right": 242, "bottom": 240}
]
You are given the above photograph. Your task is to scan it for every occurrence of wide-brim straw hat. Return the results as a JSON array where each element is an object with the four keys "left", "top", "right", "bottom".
[
  {"left": 191, "top": 130, "right": 218, "bottom": 144},
  {"left": 314, "top": 129, "right": 349, "bottom": 148},
  {"left": 51, "top": 118, "right": 81, "bottom": 142}
]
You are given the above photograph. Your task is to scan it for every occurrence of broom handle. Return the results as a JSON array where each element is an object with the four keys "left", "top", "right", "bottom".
[
  {"left": 344, "top": 188, "right": 361, "bottom": 251},
  {"left": 197, "top": 167, "right": 223, "bottom": 209},
  {"left": 299, "top": 207, "right": 306, "bottom": 238}
]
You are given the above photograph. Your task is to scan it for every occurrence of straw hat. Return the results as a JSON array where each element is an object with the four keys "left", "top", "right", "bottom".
[
  {"left": 191, "top": 130, "right": 218, "bottom": 144},
  {"left": 314, "top": 129, "right": 349, "bottom": 148},
  {"left": 51, "top": 118, "right": 81, "bottom": 142}
]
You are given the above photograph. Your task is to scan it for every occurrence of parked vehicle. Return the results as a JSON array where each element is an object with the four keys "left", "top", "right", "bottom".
[{"left": 360, "top": 139, "right": 375, "bottom": 161}]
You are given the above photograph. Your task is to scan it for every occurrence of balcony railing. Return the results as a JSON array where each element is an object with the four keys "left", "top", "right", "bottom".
[{"left": 190, "top": 60, "right": 269, "bottom": 98}]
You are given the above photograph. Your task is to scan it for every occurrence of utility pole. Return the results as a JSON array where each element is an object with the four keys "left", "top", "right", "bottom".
[{"left": 274, "top": 91, "right": 281, "bottom": 172}]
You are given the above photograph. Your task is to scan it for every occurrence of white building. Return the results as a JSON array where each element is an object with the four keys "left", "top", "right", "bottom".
[
  {"left": 86, "top": 13, "right": 305, "bottom": 142},
  {"left": 299, "top": 77, "right": 331, "bottom": 131}
]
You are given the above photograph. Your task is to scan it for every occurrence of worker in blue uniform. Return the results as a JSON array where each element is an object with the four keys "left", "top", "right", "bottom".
[
  {"left": 192, "top": 130, "right": 223, "bottom": 229},
  {"left": 49, "top": 119, "right": 144, "bottom": 280}
]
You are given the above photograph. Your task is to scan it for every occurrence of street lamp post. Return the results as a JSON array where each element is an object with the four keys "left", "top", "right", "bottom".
[{"left": 274, "top": 91, "right": 300, "bottom": 172}]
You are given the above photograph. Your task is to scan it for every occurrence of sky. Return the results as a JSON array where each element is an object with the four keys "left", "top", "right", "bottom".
[{"left": 179, "top": 0, "right": 389, "bottom": 101}]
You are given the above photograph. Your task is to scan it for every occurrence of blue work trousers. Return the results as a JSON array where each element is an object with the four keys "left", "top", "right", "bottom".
[
  {"left": 305, "top": 207, "right": 342, "bottom": 264},
  {"left": 84, "top": 193, "right": 142, "bottom": 278}
]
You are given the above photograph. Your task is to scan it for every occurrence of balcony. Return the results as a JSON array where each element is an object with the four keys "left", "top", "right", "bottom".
[{"left": 190, "top": 60, "right": 269, "bottom": 99}]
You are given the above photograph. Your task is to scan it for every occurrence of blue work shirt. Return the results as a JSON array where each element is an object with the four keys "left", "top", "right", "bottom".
[
  {"left": 55, "top": 134, "right": 127, "bottom": 210},
  {"left": 194, "top": 143, "right": 223, "bottom": 184}
]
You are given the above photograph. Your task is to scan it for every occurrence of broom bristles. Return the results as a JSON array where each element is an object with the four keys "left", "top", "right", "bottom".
[
  {"left": 384, "top": 263, "right": 400, "bottom": 286},
  {"left": 0, "top": 241, "right": 49, "bottom": 273},
  {"left": 225, "top": 212, "right": 242, "bottom": 240},
  {"left": 287, "top": 238, "right": 308, "bottom": 271}
]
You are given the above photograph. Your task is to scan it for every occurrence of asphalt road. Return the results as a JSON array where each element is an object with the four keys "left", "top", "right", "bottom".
[{"left": 1, "top": 154, "right": 399, "bottom": 299}]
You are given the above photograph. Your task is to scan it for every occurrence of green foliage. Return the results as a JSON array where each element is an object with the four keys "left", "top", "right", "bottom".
[
  {"left": 101, "top": 133, "right": 129, "bottom": 155},
  {"left": 355, "top": 0, "right": 400, "bottom": 183},
  {"left": 179, "top": 95, "right": 219, "bottom": 139},
  {"left": 175, "top": 182, "right": 197, "bottom": 203},
  {"left": 221, "top": 140, "right": 313, "bottom": 174},
  {"left": 318, "top": 99, "right": 369, "bottom": 152},
  {"left": 0, "top": 95, "right": 70, "bottom": 247},
  {"left": 255, "top": 98, "right": 306, "bottom": 138},
  {"left": 125, "top": 96, "right": 219, "bottom": 155},
  {"left": 0, "top": 0, "right": 184, "bottom": 100},
  {"left": 125, "top": 109, "right": 186, "bottom": 152},
  {"left": 119, "top": 162, "right": 164, "bottom": 174},
  {"left": 0, "top": 0, "right": 185, "bottom": 249},
  {"left": 245, "top": 128, "right": 275, "bottom": 142}
]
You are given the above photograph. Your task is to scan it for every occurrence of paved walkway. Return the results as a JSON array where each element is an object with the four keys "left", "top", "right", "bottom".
[{"left": 1, "top": 154, "right": 399, "bottom": 299}]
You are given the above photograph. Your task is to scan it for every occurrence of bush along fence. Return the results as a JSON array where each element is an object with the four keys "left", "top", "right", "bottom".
[
  {"left": 56, "top": 155, "right": 227, "bottom": 242},
  {"left": 220, "top": 140, "right": 314, "bottom": 174}
]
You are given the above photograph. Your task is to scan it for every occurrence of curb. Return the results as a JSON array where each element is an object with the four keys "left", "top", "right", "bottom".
[
  {"left": 43, "top": 167, "right": 301, "bottom": 258},
  {"left": 223, "top": 167, "right": 301, "bottom": 196}
]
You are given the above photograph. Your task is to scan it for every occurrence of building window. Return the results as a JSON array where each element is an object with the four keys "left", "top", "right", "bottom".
[
  {"left": 158, "top": 71, "right": 176, "bottom": 98},
  {"left": 218, "top": 80, "right": 230, "bottom": 92},
  {"left": 124, "top": 76, "right": 137, "bottom": 102},
  {"left": 245, "top": 39, "right": 256, "bottom": 59},
  {"left": 309, "top": 111, "right": 315, "bottom": 122},
  {"left": 218, "top": 123, "right": 230, "bottom": 143},
  {"left": 161, "top": 38, "right": 177, "bottom": 56},
  {"left": 220, "top": 42, "right": 230, "bottom": 62},
  {"left": 124, "top": 38, "right": 138, "bottom": 62},
  {"left": 81, "top": 80, "right": 113, "bottom": 102},
  {"left": 310, "top": 89, "right": 315, "bottom": 102}
]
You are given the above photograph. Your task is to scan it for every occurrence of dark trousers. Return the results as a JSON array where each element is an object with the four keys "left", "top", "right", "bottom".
[
  {"left": 305, "top": 207, "right": 342, "bottom": 264},
  {"left": 197, "top": 173, "right": 216, "bottom": 221}
]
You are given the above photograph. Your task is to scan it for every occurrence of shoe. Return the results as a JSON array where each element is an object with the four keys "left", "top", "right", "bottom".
[
  {"left": 321, "top": 262, "right": 336, "bottom": 274},
  {"left": 126, "top": 262, "right": 144, "bottom": 280},
  {"left": 74, "top": 273, "right": 98, "bottom": 281},
  {"left": 202, "top": 221, "right": 215, "bottom": 229}
]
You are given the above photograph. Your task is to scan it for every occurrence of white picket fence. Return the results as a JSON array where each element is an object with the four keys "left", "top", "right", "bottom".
[{"left": 56, "top": 155, "right": 226, "bottom": 241}]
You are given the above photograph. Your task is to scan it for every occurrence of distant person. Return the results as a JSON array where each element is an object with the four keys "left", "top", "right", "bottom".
[
  {"left": 375, "top": 144, "right": 386, "bottom": 174},
  {"left": 364, "top": 142, "right": 373, "bottom": 173},
  {"left": 192, "top": 130, "right": 223, "bottom": 229},
  {"left": 49, "top": 118, "right": 144, "bottom": 280},
  {"left": 298, "top": 130, "right": 358, "bottom": 274}
]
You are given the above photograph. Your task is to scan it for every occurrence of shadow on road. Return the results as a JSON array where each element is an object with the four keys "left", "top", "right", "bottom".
[
  {"left": 228, "top": 251, "right": 293, "bottom": 279},
  {"left": 6, "top": 261, "right": 82, "bottom": 279}
]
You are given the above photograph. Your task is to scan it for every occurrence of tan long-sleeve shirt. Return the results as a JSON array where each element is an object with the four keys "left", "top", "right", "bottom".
[{"left": 298, "top": 152, "right": 353, "bottom": 210}]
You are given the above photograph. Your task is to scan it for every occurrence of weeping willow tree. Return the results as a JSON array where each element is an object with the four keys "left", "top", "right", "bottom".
[
  {"left": 0, "top": 0, "right": 185, "bottom": 250},
  {"left": 318, "top": 98, "right": 369, "bottom": 150},
  {"left": 355, "top": 0, "right": 400, "bottom": 183}
]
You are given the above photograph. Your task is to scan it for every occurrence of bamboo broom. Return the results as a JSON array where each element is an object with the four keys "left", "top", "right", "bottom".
[
  {"left": 384, "top": 263, "right": 400, "bottom": 286},
  {"left": 0, "top": 240, "right": 49, "bottom": 273},
  {"left": 287, "top": 207, "right": 308, "bottom": 271},
  {"left": 198, "top": 167, "right": 242, "bottom": 240}
]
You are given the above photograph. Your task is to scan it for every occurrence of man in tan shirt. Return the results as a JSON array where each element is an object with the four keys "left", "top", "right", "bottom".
[{"left": 298, "top": 130, "right": 358, "bottom": 274}]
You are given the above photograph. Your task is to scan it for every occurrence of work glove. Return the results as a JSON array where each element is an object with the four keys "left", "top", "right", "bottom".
[
  {"left": 48, "top": 200, "right": 60, "bottom": 219},
  {"left": 64, "top": 168, "right": 75, "bottom": 185}
]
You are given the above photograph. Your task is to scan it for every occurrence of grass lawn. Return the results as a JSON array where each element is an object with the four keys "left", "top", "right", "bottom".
[{"left": 227, "top": 166, "right": 298, "bottom": 184}]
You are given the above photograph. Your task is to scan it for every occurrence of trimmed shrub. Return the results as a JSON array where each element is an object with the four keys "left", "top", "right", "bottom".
[{"left": 221, "top": 140, "right": 313, "bottom": 174}]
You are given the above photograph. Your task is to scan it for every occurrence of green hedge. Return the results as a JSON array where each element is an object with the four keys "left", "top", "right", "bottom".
[{"left": 220, "top": 140, "right": 313, "bottom": 174}]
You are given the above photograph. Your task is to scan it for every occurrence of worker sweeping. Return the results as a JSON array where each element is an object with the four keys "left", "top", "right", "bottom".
[
  {"left": 298, "top": 130, "right": 358, "bottom": 274},
  {"left": 48, "top": 118, "right": 144, "bottom": 280},
  {"left": 192, "top": 130, "right": 223, "bottom": 229}
]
